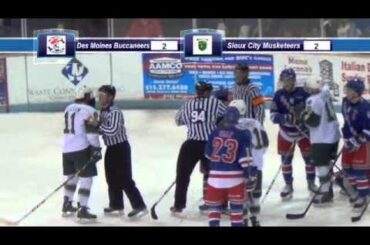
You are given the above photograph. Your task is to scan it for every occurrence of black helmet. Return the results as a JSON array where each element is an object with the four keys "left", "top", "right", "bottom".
[
  {"left": 98, "top": 85, "right": 116, "bottom": 98},
  {"left": 195, "top": 81, "right": 213, "bottom": 95}
]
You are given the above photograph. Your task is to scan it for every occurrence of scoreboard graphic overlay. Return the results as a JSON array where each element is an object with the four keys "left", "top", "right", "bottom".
[{"left": 0, "top": 29, "right": 369, "bottom": 101}]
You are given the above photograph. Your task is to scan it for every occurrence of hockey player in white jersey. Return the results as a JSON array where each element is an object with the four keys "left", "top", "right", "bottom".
[
  {"left": 299, "top": 77, "right": 341, "bottom": 205},
  {"left": 229, "top": 99, "right": 269, "bottom": 226},
  {"left": 62, "top": 86, "right": 102, "bottom": 221}
]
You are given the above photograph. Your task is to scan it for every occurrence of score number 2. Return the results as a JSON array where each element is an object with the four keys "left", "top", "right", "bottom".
[
  {"left": 303, "top": 40, "right": 331, "bottom": 51},
  {"left": 150, "top": 41, "right": 178, "bottom": 51}
]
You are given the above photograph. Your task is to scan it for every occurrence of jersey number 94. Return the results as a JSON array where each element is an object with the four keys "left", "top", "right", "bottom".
[{"left": 191, "top": 110, "right": 206, "bottom": 123}]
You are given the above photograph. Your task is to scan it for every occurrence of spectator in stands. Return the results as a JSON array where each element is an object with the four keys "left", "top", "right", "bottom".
[
  {"left": 238, "top": 25, "right": 250, "bottom": 37},
  {"left": 337, "top": 19, "right": 361, "bottom": 37},
  {"left": 216, "top": 21, "right": 228, "bottom": 36},
  {"left": 127, "top": 19, "right": 163, "bottom": 37},
  {"left": 356, "top": 19, "right": 370, "bottom": 37},
  {"left": 57, "top": 23, "right": 65, "bottom": 29},
  {"left": 236, "top": 19, "right": 258, "bottom": 37},
  {"left": 309, "top": 27, "right": 321, "bottom": 37},
  {"left": 262, "top": 19, "right": 285, "bottom": 37},
  {"left": 322, "top": 19, "right": 337, "bottom": 37}
]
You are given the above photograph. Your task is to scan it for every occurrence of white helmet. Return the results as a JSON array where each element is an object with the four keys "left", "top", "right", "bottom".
[
  {"left": 305, "top": 76, "right": 323, "bottom": 90},
  {"left": 75, "top": 86, "right": 93, "bottom": 100},
  {"left": 229, "top": 100, "right": 247, "bottom": 116}
]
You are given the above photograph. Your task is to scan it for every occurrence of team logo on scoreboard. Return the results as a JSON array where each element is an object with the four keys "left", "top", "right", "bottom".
[
  {"left": 148, "top": 57, "right": 183, "bottom": 79},
  {"left": 62, "top": 58, "right": 89, "bottom": 86},
  {"left": 193, "top": 35, "right": 213, "bottom": 55},
  {"left": 46, "top": 35, "right": 66, "bottom": 55},
  {"left": 36, "top": 29, "right": 76, "bottom": 60},
  {"left": 198, "top": 39, "right": 207, "bottom": 51}
]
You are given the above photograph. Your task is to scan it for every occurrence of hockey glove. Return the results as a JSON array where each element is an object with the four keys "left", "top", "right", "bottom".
[
  {"left": 90, "top": 146, "right": 102, "bottom": 162},
  {"left": 246, "top": 176, "right": 257, "bottom": 192},
  {"left": 272, "top": 113, "right": 293, "bottom": 125},
  {"left": 293, "top": 105, "right": 306, "bottom": 125},
  {"left": 245, "top": 166, "right": 258, "bottom": 192},
  {"left": 344, "top": 137, "right": 361, "bottom": 152}
]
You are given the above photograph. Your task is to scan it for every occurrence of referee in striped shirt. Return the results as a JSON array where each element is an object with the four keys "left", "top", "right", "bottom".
[
  {"left": 232, "top": 64, "right": 265, "bottom": 215},
  {"left": 233, "top": 64, "right": 265, "bottom": 124},
  {"left": 88, "top": 85, "right": 147, "bottom": 218},
  {"left": 171, "top": 81, "right": 227, "bottom": 213}
]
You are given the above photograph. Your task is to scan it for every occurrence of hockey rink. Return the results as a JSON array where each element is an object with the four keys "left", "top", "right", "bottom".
[{"left": 0, "top": 109, "right": 367, "bottom": 226}]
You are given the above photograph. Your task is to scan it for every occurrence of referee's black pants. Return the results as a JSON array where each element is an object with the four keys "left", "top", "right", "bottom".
[
  {"left": 174, "top": 139, "right": 209, "bottom": 209},
  {"left": 104, "top": 141, "right": 146, "bottom": 210}
]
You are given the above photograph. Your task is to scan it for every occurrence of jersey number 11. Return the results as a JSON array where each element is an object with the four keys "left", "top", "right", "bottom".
[{"left": 64, "top": 112, "right": 76, "bottom": 134}]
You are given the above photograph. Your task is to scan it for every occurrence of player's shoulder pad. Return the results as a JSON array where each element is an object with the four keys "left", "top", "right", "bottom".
[
  {"left": 236, "top": 118, "right": 257, "bottom": 131},
  {"left": 306, "top": 95, "right": 319, "bottom": 107},
  {"left": 236, "top": 121, "right": 249, "bottom": 131},
  {"left": 64, "top": 103, "right": 73, "bottom": 112},
  {"left": 306, "top": 96, "right": 313, "bottom": 104},
  {"left": 362, "top": 100, "right": 370, "bottom": 115},
  {"left": 79, "top": 104, "right": 97, "bottom": 115}
]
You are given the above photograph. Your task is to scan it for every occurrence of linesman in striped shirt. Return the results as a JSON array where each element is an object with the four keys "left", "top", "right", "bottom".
[
  {"left": 171, "top": 81, "right": 227, "bottom": 213},
  {"left": 88, "top": 85, "right": 147, "bottom": 218},
  {"left": 233, "top": 64, "right": 265, "bottom": 124},
  {"left": 232, "top": 64, "right": 265, "bottom": 216}
]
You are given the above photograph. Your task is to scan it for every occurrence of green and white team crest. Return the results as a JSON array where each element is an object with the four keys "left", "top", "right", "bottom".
[
  {"left": 198, "top": 39, "right": 208, "bottom": 51},
  {"left": 192, "top": 35, "right": 213, "bottom": 55}
]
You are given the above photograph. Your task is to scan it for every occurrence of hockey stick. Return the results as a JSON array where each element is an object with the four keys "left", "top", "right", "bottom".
[
  {"left": 0, "top": 157, "right": 96, "bottom": 226},
  {"left": 286, "top": 149, "right": 343, "bottom": 220},
  {"left": 351, "top": 200, "right": 369, "bottom": 222},
  {"left": 332, "top": 161, "right": 368, "bottom": 222},
  {"left": 150, "top": 180, "right": 176, "bottom": 220},
  {"left": 260, "top": 164, "right": 282, "bottom": 205},
  {"left": 260, "top": 140, "right": 296, "bottom": 205},
  {"left": 334, "top": 164, "right": 370, "bottom": 222}
]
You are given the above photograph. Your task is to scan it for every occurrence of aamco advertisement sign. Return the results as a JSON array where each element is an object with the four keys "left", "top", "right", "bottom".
[{"left": 142, "top": 53, "right": 275, "bottom": 100}]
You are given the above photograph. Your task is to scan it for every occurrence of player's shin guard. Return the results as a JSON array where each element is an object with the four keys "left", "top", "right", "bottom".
[
  {"left": 345, "top": 169, "right": 358, "bottom": 192},
  {"left": 344, "top": 169, "right": 359, "bottom": 203},
  {"left": 304, "top": 156, "right": 316, "bottom": 183},
  {"left": 253, "top": 170, "right": 262, "bottom": 199},
  {"left": 64, "top": 175, "right": 78, "bottom": 201},
  {"left": 77, "top": 177, "right": 93, "bottom": 207},
  {"left": 229, "top": 202, "right": 244, "bottom": 227},
  {"left": 354, "top": 170, "right": 369, "bottom": 198},
  {"left": 208, "top": 204, "right": 221, "bottom": 227},
  {"left": 250, "top": 170, "right": 262, "bottom": 215},
  {"left": 281, "top": 155, "right": 293, "bottom": 184},
  {"left": 317, "top": 166, "right": 331, "bottom": 193}
]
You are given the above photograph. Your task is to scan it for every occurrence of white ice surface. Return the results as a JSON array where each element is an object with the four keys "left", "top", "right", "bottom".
[{"left": 0, "top": 110, "right": 367, "bottom": 226}]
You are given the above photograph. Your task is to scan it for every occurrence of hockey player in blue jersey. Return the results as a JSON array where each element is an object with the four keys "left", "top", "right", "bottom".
[
  {"left": 204, "top": 107, "right": 254, "bottom": 227},
  {"left": 198, "top": 86, "right": 232, "bottom": 213},
  {"left": 341, "top": 79, "right": 370, "bottom": 214},
  {"left": 270, "top": 68, "right": 317, "bottom": 200}
]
